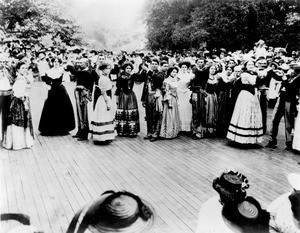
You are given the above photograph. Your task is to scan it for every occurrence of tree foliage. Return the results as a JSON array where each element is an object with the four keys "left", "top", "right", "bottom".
[
  {"left": 0, "top": 0, "right": 82, "bottom": 45},
  {"left": 144, "top": 0, "right": 300, "bottom": 52}
]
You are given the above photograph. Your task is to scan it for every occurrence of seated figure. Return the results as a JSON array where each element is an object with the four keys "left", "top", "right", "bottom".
[
  {"left": 195, "top": 170, "right": 270, "bottom": 233},
  {"left": 268, "top": 173, "right": 300, "bottom": 233}
]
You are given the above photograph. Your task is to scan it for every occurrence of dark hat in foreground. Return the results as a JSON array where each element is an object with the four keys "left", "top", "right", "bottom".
[
  {"left": 66, "top": 190, "right": 155, "bottom": 233},
  {"left": 213, "top": 170, "right": 250, "bottom": 204}
]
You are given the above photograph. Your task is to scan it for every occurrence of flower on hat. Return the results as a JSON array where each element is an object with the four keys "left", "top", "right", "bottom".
[{"left": 213, "top": 170, "right": 250, "bottom": 204}]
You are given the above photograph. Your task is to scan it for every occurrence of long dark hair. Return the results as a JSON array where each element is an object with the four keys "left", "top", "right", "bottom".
[
  {"left": 289, "top": 190, "right": 300, "bottom": 222},
  {"left": 222, "top": 196, "right": 270, "bottom": 233},
  {"left": 167, "top": 66, "right": 179, "bottom": 77},
  {"left": 15, "top": 61, "right": 26, "bottom": 71}
]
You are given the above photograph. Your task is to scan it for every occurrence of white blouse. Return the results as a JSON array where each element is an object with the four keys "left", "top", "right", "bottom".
[{"left": 268, "top": 192, "right": 300, "bottom": 233}]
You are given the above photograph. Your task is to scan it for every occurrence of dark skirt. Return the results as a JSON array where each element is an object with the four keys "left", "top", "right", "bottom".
[
  {"left": 2, "top": 96, "right": 34, "bottom": 150},
  {"left": 191, "top": 91, "right": 206, "bottom": 138},
  {"left": 216, "top": 91, "right": 231, "bottom": 137},
  {"left": 39, "top": 85, "right": 75, "bottom": 135},
  {"left": 9, "top": 97, "right": 34, "bottom": 132},
  {"left": 203, "top": 92, "right": 218, "bottom": 135},
  {"left": 115, "top": 91, "right": 140, "bottom": 136}
]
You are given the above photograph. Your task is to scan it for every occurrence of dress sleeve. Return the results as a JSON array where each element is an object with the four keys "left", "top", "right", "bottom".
[
  {"left": 99, "top": 76, "right": 112, "bottom": 93},
  {"left": 241, "top": 73, "right": 256, "bottom": 85},
  {"left": 162, "top": 79, "right": 171, "bottom": 100}
]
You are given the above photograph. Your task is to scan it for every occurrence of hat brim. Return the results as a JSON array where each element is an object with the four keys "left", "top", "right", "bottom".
[
  {"left": 90, "top": 197, "right": 154, "bottom": 233},
  {"left": 75, "top": 193, "right": 155, "bottom": 233}
]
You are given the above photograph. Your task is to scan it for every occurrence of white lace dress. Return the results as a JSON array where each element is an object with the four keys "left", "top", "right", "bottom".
[{"left": 177, "top": 72, "right": 194, "bottom": 132}]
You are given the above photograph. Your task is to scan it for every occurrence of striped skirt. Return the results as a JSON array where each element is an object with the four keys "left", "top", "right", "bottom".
[
  {"left": 227, "top": 90, "right": 263, "bottom": 144},
  {"left": 90, "top": 96, "right": 116, "bottom": 142}
]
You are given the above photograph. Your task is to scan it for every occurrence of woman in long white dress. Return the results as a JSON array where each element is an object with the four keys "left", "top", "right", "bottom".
[
  {"left": 195, "top": 171, "right": 270, "bottom": 233},
  {"left": 177, "top": 61, "right": 194, "bottom": 133},
  {"left": 227, "top": 60, "right": 264, "bottom": 144},
  {"left": 160, "top": 67, "right": 181, "bottom": 139},
  {"left": 2, "top": 62, "right": 34, "bottom": 150},
  {"left": 90, "top": 63, "right": 116, "bottom": 143}
]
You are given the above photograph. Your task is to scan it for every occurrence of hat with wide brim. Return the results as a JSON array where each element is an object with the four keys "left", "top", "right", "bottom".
[
  {"left": 213, "top": 171, "right": 250, "bottom": 204},
  {"left": 287, "top": 173, "right": 300, "bottom": 190},
  {"left": 67, "top": 191, "right": 155, "bottom": 233}
]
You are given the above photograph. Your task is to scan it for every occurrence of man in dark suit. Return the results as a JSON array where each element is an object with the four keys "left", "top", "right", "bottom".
[
  {"left": 266, "top": 62, "right": 300, "bottom": 150},
  {"left": 66, "top": 58, "right": 93, "bottom": 140},
  {"left": 141, "top": 59, "right": 169, "bottom": 141}
]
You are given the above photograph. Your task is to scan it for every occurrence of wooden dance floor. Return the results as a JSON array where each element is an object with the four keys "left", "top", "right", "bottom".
[{"left": 1, "top": 81, "right": 300, "bottom": 233}]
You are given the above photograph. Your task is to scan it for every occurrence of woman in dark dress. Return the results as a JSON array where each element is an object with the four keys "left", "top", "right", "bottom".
[
  {"left": 216, "top": 66, "right": 234, "bottom": 137},
  {"left": 38, "top": 57, "right": 75, "bottom": 135},
  {"left": 115, "top": 63, "right": 140, "bottom": 137},
  {"left": 202, "top": 65, "right": 219, "bottom": 137}
]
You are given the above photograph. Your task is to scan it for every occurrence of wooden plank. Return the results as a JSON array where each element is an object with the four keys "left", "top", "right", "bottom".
[{"left": 1, "top": 81, "right": 300, "bottom": 233}]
